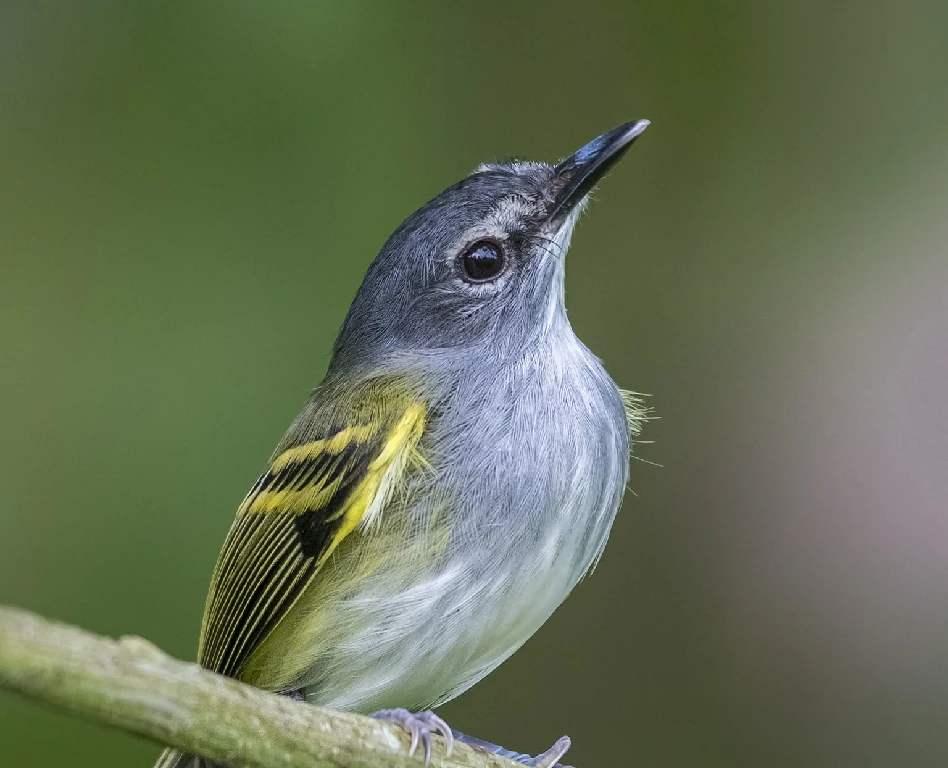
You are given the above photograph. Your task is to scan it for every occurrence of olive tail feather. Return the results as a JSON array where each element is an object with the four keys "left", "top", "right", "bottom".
[{"left": 153, "top": 748, "right": 217, "bottom": 768}]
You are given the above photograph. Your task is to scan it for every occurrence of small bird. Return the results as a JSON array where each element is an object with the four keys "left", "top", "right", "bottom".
[{"left": 156, "top": 120, "right": 650, "bottom": 768}]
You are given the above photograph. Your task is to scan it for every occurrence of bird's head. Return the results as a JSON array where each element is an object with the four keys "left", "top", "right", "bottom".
[{"left": 330, "top": 120, "right": 649, "bottom": 376}]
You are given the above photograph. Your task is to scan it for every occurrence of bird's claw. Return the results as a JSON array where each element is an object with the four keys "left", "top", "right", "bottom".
[
  {"left": 372, "top": 708, "right": 454, "bottom": 766},
  {"left": 452, "top": 730, "right": 573, "bottom": 768},
  {"left": 523, "top": 736, "right": 573, "bottom": 768}
]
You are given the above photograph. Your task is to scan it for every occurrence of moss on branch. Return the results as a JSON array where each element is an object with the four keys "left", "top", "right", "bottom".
[{"left": 0, "top": 605, "right": 523, "bottom": 768}]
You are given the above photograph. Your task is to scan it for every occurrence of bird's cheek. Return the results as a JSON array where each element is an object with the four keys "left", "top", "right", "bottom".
[{"left": 398, "top": 295, "right": 493, "bottom": 350}]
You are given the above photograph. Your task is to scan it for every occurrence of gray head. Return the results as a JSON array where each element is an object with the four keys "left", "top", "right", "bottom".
[{"left": 329, "top": 120, "right": 649, "bottom": 377}]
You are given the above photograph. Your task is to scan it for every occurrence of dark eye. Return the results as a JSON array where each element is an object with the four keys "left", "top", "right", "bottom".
[{"left": 460, "top": 240, "right": 506, "bottom": 282}]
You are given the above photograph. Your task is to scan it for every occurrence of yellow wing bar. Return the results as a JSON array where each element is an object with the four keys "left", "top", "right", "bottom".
[{"left": 197, "top": 398, "right": 425, "bottom": 681}]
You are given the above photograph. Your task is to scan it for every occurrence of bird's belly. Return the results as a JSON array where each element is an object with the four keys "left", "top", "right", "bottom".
[
  {"left": 305, "top": 453, "right": 623, "bottom": 713},
  {"left": 307, "top": 537, "right": 583, "bottom": 714},
  {"left": 302, "top": 357, "right": 629, "bottom": 712}
]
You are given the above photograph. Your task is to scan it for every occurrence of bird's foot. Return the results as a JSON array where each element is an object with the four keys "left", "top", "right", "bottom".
[
  {"left": 452, "top": 731, "right": 573, "bottom": 768},
  {"left": 372, "top": 708, "right": 454, "bottom": 766}
]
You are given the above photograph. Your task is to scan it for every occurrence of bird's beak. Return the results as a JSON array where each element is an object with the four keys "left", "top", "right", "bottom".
[{"left": 547, "top": 119, "right": 650, "bottom": 222}]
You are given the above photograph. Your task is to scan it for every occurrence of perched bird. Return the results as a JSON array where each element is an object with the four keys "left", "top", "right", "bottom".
[{"left": 156, "top": 120, "right": 650, "bottom": 768}]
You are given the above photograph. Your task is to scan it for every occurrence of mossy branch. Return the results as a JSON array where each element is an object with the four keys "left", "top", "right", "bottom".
[{"left": 0, "top": 605, "right": 523, "bottom": 768}]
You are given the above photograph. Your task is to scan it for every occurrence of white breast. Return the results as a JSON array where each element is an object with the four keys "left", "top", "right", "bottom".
[{"left": 307, "top": 332, "right": 630, "bottom": 713}]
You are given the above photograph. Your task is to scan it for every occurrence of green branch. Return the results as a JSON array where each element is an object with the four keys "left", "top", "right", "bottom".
[{"left": 0, "top": 605, "right": 526, "bottom": 768}]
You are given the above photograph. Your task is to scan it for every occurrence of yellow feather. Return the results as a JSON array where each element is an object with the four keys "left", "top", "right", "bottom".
[
  {"left": 270, "top": 423, "right": 378, "bottom": 470},
  {"left": 618, "top": 388, "right": 650, "bottom": 437},
  {"left": 196, "top": 386, "right": 428, "bottom": 687},
  {"left": 318, "top": 404, "right": 425, "bottom": 564},
  {"left": 237, "top": 404, "right": 429, "bottom": 690}
]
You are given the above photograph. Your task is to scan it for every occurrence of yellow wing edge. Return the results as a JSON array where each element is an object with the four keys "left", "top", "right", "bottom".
[{"left": 195, "top": 400, "right": 426, "bottom": 685}]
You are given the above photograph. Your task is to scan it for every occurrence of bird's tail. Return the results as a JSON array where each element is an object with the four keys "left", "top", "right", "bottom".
[{"left": 153, "top": 748, "right": 218, "bottom": 768}]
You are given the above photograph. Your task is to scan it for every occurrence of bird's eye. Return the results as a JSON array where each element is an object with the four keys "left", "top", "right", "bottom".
[{"left": 460, "top": 241, "right": 506, "bottom": 282}]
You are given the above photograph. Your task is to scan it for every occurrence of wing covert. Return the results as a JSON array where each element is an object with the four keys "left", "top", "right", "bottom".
[{"left": 197, "top": 398, "right": 425, "bottom": 682}]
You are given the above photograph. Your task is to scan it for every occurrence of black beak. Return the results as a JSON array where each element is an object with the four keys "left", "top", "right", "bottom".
[{"left": 547, "top": 119, "right": 650, "bottom": 222}]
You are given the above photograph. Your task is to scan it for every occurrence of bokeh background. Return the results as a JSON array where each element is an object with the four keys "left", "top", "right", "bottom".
[{"left": 2, "top": 2, "right": 948, "bottom": 766}]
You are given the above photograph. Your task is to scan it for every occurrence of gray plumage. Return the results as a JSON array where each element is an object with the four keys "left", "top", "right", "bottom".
[{"left": 156, "top": 120, "right": 649, "bottom": 768}]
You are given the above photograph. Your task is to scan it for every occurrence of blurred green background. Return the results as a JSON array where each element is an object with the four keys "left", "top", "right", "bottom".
[{"left": 3, "top": 2, "right": 948, "bottom": 766}]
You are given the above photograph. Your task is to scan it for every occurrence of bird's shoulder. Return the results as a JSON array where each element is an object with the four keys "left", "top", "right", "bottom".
[{"left": 196, "top": 377, "right": 427, "bottom": 682}]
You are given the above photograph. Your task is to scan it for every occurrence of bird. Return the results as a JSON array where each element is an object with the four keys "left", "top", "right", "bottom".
[{"left": 155, "top": 119, "right": 651, "bottom": 768}]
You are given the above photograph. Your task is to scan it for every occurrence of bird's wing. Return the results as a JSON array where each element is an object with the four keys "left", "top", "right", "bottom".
[{"left": 197, "top": 395, "right": 426, "bottom": 681}]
